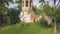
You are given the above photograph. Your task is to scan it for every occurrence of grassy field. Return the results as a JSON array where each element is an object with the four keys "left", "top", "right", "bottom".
[{"left": 0, "top": 22, "right": 60, "bottom": 34}]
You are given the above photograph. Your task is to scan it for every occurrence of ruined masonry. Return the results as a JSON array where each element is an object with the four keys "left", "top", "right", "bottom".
[{"left": 19, "top": 0, "right": 37, "bottom": 22}]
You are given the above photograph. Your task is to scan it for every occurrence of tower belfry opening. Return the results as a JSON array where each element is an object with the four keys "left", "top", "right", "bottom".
[
  {"left": 19, "top": 0, "right": 37, "bottom": 23},
  {"left": 26, "top": 0, "right": 28, "bottom": 7}
]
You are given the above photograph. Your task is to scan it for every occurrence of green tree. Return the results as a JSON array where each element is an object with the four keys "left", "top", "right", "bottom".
[
  {"left": 53, "top": 0, "right": 60, "bottom": 34},
  {"left": 39, "top": 0, "right": 60, "bottom": 34},
  {"left": 33, "top": 6, "right": 43, "bottom": 15},
  {"left": 0, "top": 0, "right": 22, "bottom": 26}
]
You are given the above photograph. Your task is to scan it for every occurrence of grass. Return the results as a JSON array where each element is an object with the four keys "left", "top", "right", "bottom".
[{"left": 0, "top": 22, "right": 60, "bottom": 34}]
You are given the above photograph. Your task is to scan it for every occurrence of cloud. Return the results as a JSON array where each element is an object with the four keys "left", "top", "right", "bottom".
[
  {"left": 8, "top": 2, "right": 18, "bottom": 8},
  {"left": 33, "top": 0, "right": 39, "bottom": 7}
]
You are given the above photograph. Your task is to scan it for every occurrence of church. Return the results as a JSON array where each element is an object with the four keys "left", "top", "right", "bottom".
[{"left": 19, "top": 0, "right": 37, "bottom": 22}]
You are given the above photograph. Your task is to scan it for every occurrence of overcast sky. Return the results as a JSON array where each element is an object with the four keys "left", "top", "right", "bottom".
[
  {"left": 33, "top": 0, "right": 59, "bottom": 7},
  {"left": 7, "top": 0, "right": 59, "bottom": 8}
]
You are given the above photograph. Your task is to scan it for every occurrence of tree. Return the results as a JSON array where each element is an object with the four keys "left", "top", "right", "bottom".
[
  {"left": 33, "top": 6, "right": 43, "bottom": 15},
  {"left": 39, "top": 0, "right": 45, "bottom": 4},
  {"left": 53, "top": 0, "right": 60, "bottom": 34},
  {"left": 0, "top": 0, "right": 13, "bottom": 6},
  {"left": 39, "top": 0, "right": 60, "bottom": 34},
  {"left": 0, "top": 0, "right": 21, "bottom": 26}
]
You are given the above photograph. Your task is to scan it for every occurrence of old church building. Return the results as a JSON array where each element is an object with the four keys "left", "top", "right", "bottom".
[{"left": 19, "top": 0, "right": 37, "bottom": 22}]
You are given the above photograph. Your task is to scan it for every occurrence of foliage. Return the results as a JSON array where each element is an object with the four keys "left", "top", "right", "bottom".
[
  {"left": 33, "top": 6, "right": 43, "bottom": 15},
  {"left": 16, "top": 0, "right": 22, "bottom": 3},
  {"left": 0, "top": 0, "right": 13, "bottom": 6},
  {"left": 0, "top": 0, "right": 22, "bottom": 26}
]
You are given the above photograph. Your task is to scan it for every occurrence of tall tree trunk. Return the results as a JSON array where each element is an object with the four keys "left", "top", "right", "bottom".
[
  {"left": 53, "top": 0, "right": 57, "bottom": 34},
  {"left": 54, "top": 20, "right": 57, "bottom": 34}
]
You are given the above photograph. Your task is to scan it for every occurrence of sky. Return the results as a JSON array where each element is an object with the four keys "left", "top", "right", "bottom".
[
  {"left": 33, "top": 0, "right": 54, "bottom": 7},
  {"left": 33, "top": 0, "right": 59, "bottom": 8},
  {"left": 7, "top": 0, "right": 59, "bottom": 8}
]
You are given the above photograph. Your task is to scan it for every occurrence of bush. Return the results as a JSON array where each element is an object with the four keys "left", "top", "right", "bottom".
[{"left": 40, "top": 19, "right": 52, "bottom": 27}]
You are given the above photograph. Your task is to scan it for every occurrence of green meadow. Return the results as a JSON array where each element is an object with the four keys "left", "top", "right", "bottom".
[{"left": 0, "top": 22, "right": 60, "bottom": 34}]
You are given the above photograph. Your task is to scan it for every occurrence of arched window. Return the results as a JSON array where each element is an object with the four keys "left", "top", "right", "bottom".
[
  {"left": 26, "top": 0, "right": 28, "bottom": 7},
  {"left": 30, "top": 0, "right": 32, "bottom": 7}
]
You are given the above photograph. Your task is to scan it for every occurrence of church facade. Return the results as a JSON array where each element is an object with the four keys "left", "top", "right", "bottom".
[{"left": 19, "top": 0, "right": 37, "bottom": 22}]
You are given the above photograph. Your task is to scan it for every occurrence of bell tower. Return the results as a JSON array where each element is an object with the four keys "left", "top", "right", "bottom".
[
  {"left": 22, "top": 0, "right": 32, "bottom": 12},
  {"left": 19, "top": 0, "right": 36, "bottom": 22}
]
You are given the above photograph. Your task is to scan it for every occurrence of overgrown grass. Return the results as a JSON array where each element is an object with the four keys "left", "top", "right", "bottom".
[{"left": 0, "top": 21, "right": 60, "bottom": 34}]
